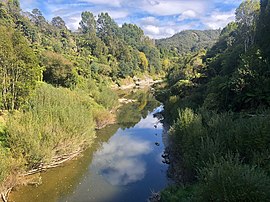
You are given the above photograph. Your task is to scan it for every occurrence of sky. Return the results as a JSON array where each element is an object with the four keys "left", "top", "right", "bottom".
[{"left": 20, "top": 0, "right": 243, "bottom": 39}]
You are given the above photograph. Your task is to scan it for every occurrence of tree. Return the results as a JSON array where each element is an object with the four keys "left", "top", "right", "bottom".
[
  {"left": 0, "top": 25, "right": 41, "bottom": 110},
  {"left": 141, "top": 45, "right": 162, "bottom": 73},
  {"left": 121, "top": 23, "right": 144, "bottom": 48},
  {"left": 0, "top": 2, "right": 10, "bottom": 20},
  {"left": 79, "top": 11, "right": 96, "bottom": 34},
  {"left": 51, "top": 16, "right": 66, "bottom": 30},
  {"left": 257, "top": 0, "right": 270, "bottom": 56},
  {"left": 236, "top": 0, "right": 260, "bottom": 52},
  {"left": 97, "top": 12, "right": 120, "bottom": 44},
  {"left": 139, "top": 52, "right": 148, "bottom": 71},
  {"left": 31, "top": 8, "right": 47, "bottom": 30},
  {"left": 42, "top": 51, "right": 78, "bottom": 88}
]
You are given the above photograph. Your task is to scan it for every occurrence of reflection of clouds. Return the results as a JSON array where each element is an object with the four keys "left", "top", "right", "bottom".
[
  {"left": 92, "top": 135, "right": 152, "bottom": 186},
  {"left": 135, "top": 115, "right": 162, "bottom": 129},
  {"left": 134, "top": 106, "right": 164, "bottom": 129}
]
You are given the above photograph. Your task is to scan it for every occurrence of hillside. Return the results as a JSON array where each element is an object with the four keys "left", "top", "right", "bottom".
[{"left": 156, "top": 30, "right": 221, "bottom": 54}]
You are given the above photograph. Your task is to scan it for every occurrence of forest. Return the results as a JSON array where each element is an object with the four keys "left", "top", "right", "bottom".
[
  {"left": 0, "top": 0, "right": 270, "bottom": 201},
  {"left": 157, "top": 0, "right": 270, "bottom": 201}
]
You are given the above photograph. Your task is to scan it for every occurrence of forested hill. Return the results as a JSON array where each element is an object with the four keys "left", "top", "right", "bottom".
[{"left": 156, "top": 30, "right": 221, "bottom": 54}]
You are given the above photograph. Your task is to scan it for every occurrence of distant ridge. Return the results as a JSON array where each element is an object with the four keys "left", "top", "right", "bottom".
[{"left": 156, "top": 30, "right": 221, "bottom": 54}]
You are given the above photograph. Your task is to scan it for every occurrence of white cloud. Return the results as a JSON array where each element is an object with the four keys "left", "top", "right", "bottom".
[
  {"left": 139, "top": 0, "right": 208, "bottom": 16},
  {"left": 202, "top": 9, "right": 235, "bottom": 29},
  {"left": 140, "top": 16, "right": 159, "bottom": 25},
  {"left": 143, "top": 25, "right": 160, "bottom": 35},
  {"left": 64, "top": 13, "right": 81, "bottom": 30},
  {"left": 178, "top": 10, "right": 197, "bottom": 21},
  {"left": 80, "top": 0, "right": 123, "bottom": 7},
  {"left": 92, "top": 135, "right": 152, "bottom": 186}
]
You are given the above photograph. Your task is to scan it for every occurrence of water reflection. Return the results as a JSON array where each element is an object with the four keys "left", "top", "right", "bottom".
[
  {"left": 91, "top": 105, "right": 165, "bottom": 187},
  {"left": 117, "top": 89, "right": 160, "bottom": 129},
  {"left": 92, "top": 135, "right": 152, "bottom": 186},
  {"left": 10, "top": 90, "right": 169, "bottom": 202}
]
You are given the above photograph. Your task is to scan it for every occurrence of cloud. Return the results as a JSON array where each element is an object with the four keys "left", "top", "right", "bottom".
[
  {"left": 202, "top": 9, "right": 235, "bottom": 29},
  {"left": 178, "top": 10, "right": 198, "bottom": 21},
  {"left": 139, "top": 0, "right": 208, "bottom": 16},
  {"left": 80, "top": 0, "right": 123, "bottom": 7},
  {"left": 20, "top": 0, "right": 242, "bottom": 39},
  {"left": 143, "top": 25, "right": 160, "bottom": 35},
  {"left": 92, "top": 135, "right": 152, "bottom": 186}
]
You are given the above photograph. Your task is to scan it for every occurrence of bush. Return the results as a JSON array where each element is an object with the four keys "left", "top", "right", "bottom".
[
  {"left": 171, "top": 108, "right": 270, "bottom": 173},
  {"left": 161, "top": 185, "right": 197, "bottom": 202},
  {"left": 6, "top": 83, "right": 96, "bottom": 169},
  {"left": 170, "top": 108, "right": 206, "bottom": 170},
  {"left": 197, "top": 156, "right": 270, "bottom": 202},
  {"left": 78, "top": 79, "right": 118, "bottom": 110},
  {"left": 0, "top": 146, "right": 9, "bottom": 183}
]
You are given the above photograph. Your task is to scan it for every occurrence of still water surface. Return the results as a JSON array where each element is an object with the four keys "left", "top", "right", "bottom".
[{"left": 10, "top": 91, "right": 169, "bottom": 202}]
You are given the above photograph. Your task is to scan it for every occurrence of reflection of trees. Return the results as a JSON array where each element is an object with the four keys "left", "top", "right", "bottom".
[{"left": 117, "top": 90, "right": 160, "bottom": 129}]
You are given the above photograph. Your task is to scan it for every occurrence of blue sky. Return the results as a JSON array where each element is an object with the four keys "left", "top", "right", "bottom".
[{"left": 20, "top": 0, "right": 243, "bottom": 39}]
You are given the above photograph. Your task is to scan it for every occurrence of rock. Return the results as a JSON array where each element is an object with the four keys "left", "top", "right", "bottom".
[{"left": 148, "top": 192, "right": 161, "bottom": 202}]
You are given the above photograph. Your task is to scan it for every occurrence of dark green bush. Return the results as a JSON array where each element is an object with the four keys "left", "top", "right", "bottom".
[{"left": 197, "top": 156, "right": 270, "bottom": 202}]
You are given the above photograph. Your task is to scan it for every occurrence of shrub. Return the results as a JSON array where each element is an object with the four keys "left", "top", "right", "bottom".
[
  {"left": 170, "top": 108, "right": 206, "bottom": 170},
  {"left": 0, "top": 146, "right": 9, "bottom": 183},
  {"left": 6, "top": 83, "right": 96, "bottom": 169},
  {"left": 197, "top": 156, "right": 270, "bottom": 202}
]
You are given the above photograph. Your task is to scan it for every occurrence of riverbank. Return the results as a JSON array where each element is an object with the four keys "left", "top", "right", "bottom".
[
  {"left": 154, "top": 107, "right": 270, "bottom": 201},
  {"left": 8, "top": 89, "right": 169, "bottom": 202},
  {"left": 112, "top": 76, "right": 163, "bottom": 90},
  {"left": 1, "top": 81, "right": 162, "bottom": 202},
  {"left": 0, "top": 83, "right": 115, "bottom": 202}
]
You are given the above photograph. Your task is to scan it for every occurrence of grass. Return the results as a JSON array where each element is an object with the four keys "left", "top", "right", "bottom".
[{"left": 163, "top": 108, "right": 270, "bottom": 201}]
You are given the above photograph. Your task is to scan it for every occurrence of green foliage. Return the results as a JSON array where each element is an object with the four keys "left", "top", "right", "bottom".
[
  {"left": 160, "top": 185, "right": 196, "bottom": 202},
  {"left": 79, "top": 11, "right": 96, "bottom": 34},
  {"left": 166, "top": 108, "right": 270, "bottom": 201},
  {"left": 0, "top": 25, "right": 41, "bottom": 110},
  {"left": 6, "top": 83, "right": 96, "bottom": 169},
  {"left": 41, "top": 51, "right": 78, "bottom": 88},
  {"left": 171, "top": 108, "right": 270, "bottom": 172},
  {"left": 120, "top": 23, "right": 144, "bottom": 49},
  {"left": 0, "top": 146, "right": 10, "bottom": 183},
  {"left": 78, "top": 79, "right": 118, "bottom": 110},
  {"left": 197, "top": 156, "right": 270, "bottom": 202},
  {"left": 51, "top": 16, "right": 66, "bottom": 30},
  {"left": 162, "top": 156, "right": 270, "bottom": 202},
  {"left": 156, "top": 30, "right": 221, "bottom": 55}
]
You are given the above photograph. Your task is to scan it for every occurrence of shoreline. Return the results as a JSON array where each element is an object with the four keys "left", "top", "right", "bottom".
[{"left": 1, "top": 82, "right": 159, "bottom": 202}]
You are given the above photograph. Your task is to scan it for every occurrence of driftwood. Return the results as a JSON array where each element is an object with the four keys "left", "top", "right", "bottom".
[
  {"left": 22, "top": 149, "right": 82, "bottom": 177},
  {"left": 1, "top": 188, "right": 12, "bottom": 202}
]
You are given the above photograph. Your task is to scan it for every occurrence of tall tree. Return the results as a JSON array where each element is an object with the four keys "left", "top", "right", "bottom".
[
  {"left": 51, "top": 16, "right": 66, "bottom": 30},
  {"left": 97, "top": 12, "right": 120, "bottom": 44},
  {"left": 0, "top": 26, "right": 41, "bottom": 110},
  {"left": 79, "top": 11, "right": 96, "bottom": 34},
  {"left": 235, "top": 0, "right": 260, "bottom": 52},
  {"left": 121, "top": 23, "right": 144, "bottom": 48}
]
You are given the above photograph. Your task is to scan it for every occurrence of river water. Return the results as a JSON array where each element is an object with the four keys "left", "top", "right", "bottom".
[{"left": 10, "top": 90, "right": 169, "bottom": 202}]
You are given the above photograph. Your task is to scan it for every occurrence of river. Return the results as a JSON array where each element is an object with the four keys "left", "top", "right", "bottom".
[{"left": 9, "top": 89, "right": 170, "bottom": 202}]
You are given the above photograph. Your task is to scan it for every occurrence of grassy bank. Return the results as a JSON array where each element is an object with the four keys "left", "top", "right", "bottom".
[
  {"left": 159, "top": 108, "right": 270, "bottom": 201},
  {"left": 0, "top": 82, "right": 118, "bottom": 200}
]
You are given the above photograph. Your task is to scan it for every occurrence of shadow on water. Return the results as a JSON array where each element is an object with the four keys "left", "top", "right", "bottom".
[{"left": 9, "top": 89, "right": 169, "bottom": 202}]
